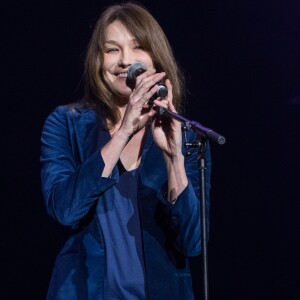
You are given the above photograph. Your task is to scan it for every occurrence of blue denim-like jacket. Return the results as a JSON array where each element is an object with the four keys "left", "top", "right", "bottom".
[{"left": 40, "top": 104, "right": 211, "bottom": 300}]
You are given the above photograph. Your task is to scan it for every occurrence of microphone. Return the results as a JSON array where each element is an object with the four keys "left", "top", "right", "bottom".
[
  {"left": 127, "top": 62, "right": 168, "bottom": 99},
  {"left": 127, "top": 62, "right": 147, "bottom": 82}
]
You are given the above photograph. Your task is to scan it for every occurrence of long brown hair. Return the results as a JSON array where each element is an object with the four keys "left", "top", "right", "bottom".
[{"left": 84, "top": 2, "right": 185, "bottom": 128}]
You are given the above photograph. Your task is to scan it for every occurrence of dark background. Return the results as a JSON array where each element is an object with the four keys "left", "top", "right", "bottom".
[{"left": 2, "top": 0, "right": 299, "bottom": 299}]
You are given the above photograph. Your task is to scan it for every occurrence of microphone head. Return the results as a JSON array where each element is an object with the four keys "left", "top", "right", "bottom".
[{"left": 127, "top": 62, "right": 147, "bottom": 82}]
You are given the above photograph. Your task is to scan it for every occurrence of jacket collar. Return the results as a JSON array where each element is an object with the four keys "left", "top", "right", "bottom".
[{"left": 72, "top": 107, "right": 154, "bottom": 165}]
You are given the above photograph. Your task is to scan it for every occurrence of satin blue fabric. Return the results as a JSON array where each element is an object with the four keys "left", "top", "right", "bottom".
[{"left": 40, "top": 104, "right": 211, "bottom": 300}]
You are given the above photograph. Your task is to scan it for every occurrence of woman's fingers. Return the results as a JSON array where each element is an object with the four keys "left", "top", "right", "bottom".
[
  {"left": 153, "top": 80, "right": 174, "bottom": 111},
  {"left": 134, "top": 69, "right": 156, "bottom": 87},
  {"left": 131, "top": 72, "right": 166, "bottom": 105},
  {"left": 165, "top": 79, "right": 175, "bottom": 108}
]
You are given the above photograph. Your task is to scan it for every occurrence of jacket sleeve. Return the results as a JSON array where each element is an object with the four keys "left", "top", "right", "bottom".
[
  {"left": 157, "top": 140, "right": 212, "bottom": 257},
  {"left": 40, "top": 106, "right": 118, "bottom": 227}
]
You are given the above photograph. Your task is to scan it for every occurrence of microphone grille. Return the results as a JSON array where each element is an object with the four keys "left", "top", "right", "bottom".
[{"left": 127, "top": 62, "right": 147, "bottom": 81}]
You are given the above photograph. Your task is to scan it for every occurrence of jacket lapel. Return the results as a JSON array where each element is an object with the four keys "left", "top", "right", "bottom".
[{"left": 72, "top": 108, "right": 110, "bottom": 163}]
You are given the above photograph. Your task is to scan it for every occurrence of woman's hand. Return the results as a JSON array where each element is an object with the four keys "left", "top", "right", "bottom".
[
  {"left": 118, "top": 69, "right": 166, "bottom": 138},
  {"left": 101, "top": 69, "right": 165, "bottom": 177},
  {"left": 151, "top": 79, "right": 188, "bottom": 202},
  {"left": 151, "top": 79, "right": 182, "bottom": 158}
]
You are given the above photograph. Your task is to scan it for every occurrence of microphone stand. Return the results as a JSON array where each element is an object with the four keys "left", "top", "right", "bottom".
[
  {"left": 158, "top": 107, "right": 226, "bottom": 145},
  {"left": 158, "top": 108, "right": 225, "bottom": 300}
]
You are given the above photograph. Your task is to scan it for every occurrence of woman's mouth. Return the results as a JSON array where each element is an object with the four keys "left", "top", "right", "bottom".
[{"left": 117, "top": 73, "right": 128, "bottom": 78}]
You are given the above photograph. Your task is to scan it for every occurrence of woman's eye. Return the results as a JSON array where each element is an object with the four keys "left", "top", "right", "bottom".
[{"left": 106, "top": 48, "right": 118, "bottom": 53}]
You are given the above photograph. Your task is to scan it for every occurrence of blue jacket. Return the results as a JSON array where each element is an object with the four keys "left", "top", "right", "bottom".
[{"left": 40, "top": 104, "right": 211, "bottom": 299}]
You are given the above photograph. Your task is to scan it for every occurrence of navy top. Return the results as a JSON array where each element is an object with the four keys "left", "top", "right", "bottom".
[{"left": 97, "top": 162, "right": 146, "bottom": 299}]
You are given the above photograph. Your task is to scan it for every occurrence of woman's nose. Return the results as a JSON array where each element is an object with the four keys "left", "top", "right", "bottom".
[{"left": 118, "top": 49, "right": 134, "bottom": 68}]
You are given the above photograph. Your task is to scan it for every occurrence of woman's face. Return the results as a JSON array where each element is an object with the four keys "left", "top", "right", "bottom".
[{"left": 102, "top": 21, "right": 154, "bottom": 101}]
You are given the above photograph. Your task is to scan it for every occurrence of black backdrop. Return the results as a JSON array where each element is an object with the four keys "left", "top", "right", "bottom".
[{"left": 2, "top": 1, "right": 299, "bottom": 299}]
